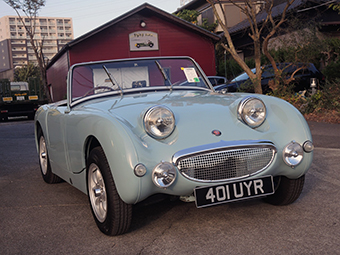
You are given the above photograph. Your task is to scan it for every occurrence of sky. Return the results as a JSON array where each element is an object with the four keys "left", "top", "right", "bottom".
[{"left": 0, "top": 0, "right": 185, "bottom": 38}]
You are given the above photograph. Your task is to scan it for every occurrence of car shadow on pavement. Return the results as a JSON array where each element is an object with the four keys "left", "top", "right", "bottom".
[{"left": 130, "top": 195, "right": 184, "bottom": 231}]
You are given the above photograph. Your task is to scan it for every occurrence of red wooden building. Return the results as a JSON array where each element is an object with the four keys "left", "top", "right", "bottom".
[{"left": 46, "top": 3, "right": 220, "bottom": 102}]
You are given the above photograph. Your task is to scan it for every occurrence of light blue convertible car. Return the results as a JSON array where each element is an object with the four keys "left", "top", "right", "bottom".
[{"left": 35, "top": 57, "right": 314, "bottom": 235}]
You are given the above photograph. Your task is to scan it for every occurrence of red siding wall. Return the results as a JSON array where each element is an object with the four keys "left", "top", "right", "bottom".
[
  {"left": 69, "top": 13, "right": 216, "bottom": 75},
  {"left": 47, "top": 10, "right": 217, "bottom": 102},
  {"left": 46, "top": 52, "right": 69, "bottom": 101}
]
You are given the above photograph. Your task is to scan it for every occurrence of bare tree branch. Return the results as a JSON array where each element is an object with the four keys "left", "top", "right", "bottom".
[
  {"left": 262, "top": 0, "right": 295, "bottom": 75},
  {"left": 207, "top": 0, "right": 262, "bottom": 93},
  {"left": 207, "top": 0, "right": 296, "bottom": 94}
]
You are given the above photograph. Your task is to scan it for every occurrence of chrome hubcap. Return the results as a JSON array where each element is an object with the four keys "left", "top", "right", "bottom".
[
  {"left": 39, "top": 136, "right": 48, "bottom": 175},
  {"left": 88, "top": 164, "right": 107, "bottom": 223}
]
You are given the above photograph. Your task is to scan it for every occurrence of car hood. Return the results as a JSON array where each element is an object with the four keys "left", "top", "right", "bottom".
[
  {"left": 110, "top": 90, "right": 240, "bottom": 113},
  {"left": 78, "top": 89, "right": 311, "bottom": 151},
  {"left": 81, "top": 89, "right": 239, "bottom": 129},
  {"left": 113, "top": 90, "right": 242, "bottom": 143}
]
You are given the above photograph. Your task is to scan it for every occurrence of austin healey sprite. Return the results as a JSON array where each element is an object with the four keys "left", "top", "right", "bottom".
[{"left": 35, "top": 56, "right": 314, "bottom": 235}]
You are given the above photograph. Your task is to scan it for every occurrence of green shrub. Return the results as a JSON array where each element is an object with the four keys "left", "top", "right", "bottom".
[
  {"left": 322, "top": 61, "right": 340, "bottom": 81},
  {"left": 301, "top": 90, "right": 324, "bottom": 114},
  {"left": 320, "top": 78, "right": 340, "bottom": 111},
  {"left": 282, "top": 79, "right": 340, "bottom": 114}
]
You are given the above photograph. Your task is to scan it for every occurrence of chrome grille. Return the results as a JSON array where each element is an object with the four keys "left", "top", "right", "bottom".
[{"left": 174, "top": 144, "right": 276, "bottom": 182}]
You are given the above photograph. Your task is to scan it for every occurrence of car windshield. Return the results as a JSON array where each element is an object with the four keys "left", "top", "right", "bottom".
[
  {"left": 230, "top": 68, "right": 255, "bottom": 82},
  {"left": 70, "top": 57, "right": 210, "bottom": 104}
]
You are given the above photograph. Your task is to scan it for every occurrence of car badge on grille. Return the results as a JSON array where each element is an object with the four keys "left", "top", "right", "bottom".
[{"left": 212, "top": 130, "right": 221, "bottom": 136}]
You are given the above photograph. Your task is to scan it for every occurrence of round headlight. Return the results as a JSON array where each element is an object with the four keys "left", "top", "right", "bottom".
[
  {"left": 283, "top": 141, "right": 304, "bottom": 167},
  {"left": 144, "top": 105, "right": 175, "bottom": 139},
  {"left": 238, "top": 96, "right": 266, "bottom": 128},
  {"left": 152, "top": 161, "right": 177, "bottom": 188}
]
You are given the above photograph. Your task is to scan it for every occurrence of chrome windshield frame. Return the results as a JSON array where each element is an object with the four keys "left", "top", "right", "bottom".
[{"left": 67, "top": 56, "right": 214, "bottom": 109}]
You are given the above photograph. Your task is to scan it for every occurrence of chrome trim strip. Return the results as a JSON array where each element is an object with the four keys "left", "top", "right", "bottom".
[
  {"left": 172, "top": 140, "right": 276, "bottom": 165},
  {"left": 69, "top": 86, "right": 211, "bottom": 108},
  {"left": 68, "top": 56, "right": 213, "bottom": 108}
]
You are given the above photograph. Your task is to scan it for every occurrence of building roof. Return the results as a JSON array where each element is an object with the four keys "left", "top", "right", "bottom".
[
  {"left": 176, "top": 0, "right": 210, "bottom": 12},
  {"left": 176, "top": 0, "right": 338, "bottom": 35},
  {"left": 228, "top": 0, "right": 335, "bottom": 34},
  {"left": 47, "top": 3, "right": 220, "bottom": 69}
]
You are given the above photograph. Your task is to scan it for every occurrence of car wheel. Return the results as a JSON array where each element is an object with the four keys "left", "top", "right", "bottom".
[
  {"left": 38, "top": 130, "right": 62, "bottom": 184},
  {"left": 87, "top": 147, "right": 132, "bottom": 236},
  {"left": 264, "top": 175, "right": 305, "bottom": 205}
]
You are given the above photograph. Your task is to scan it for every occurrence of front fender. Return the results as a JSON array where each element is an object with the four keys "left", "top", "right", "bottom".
[
  {"left": 34, "top": 104, "right": 51, "bottom": 152},
  {"left": 63, "top": 108, "right": 145, "bottom": 204},
  {"left": 90, "top": 116, "right": 143, "bottom": 204}
]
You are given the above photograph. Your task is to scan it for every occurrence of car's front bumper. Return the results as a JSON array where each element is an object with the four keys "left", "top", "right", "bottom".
[{"left": 133, "top": 138, "right": 313, "bottom": 204}]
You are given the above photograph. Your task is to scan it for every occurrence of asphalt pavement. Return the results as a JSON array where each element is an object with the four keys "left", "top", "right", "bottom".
[
  {"left": 0, "top": 119, "right": 339, "bottom": 255},
  {"left": 308, "top": 121, "right": 340, "bottom": 149}
]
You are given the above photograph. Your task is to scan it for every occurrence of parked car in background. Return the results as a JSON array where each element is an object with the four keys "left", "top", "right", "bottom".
[
  {"left": 207, "top": 76, "right": 227, "bottom": 86},
  {"left": 215, "top": 63, "right": 325, "bottom": 93},
  {"left": 35, "top": 57, "right": 314, "bottom": 236}
]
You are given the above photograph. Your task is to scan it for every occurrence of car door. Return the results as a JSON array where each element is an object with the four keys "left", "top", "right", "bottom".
[
  {"left": 46, "top": 105, "right": 70, "bottom": 178},
  {"left": 63, "top": 108, "right": 89, "bottom": 175}
]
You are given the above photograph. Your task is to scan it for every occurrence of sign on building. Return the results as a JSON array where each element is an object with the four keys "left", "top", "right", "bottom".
[{"left": 129, "top": 31, "right": 159, "bottom": 51}]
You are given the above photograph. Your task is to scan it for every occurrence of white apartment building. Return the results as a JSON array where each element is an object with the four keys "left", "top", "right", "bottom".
[{"left": 0, "top": 15, "right": 73, "bottom": 78}]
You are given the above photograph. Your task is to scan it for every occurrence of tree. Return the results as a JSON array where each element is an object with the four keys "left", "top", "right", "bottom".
[
  {"left": 330, "top": 2, "right": 340, "bottom": 14},
  {"left": 14, "top": 62, "right": 40, "bottom": 82},
  {"left": 4, "top": 0, "right": 50, "bottom": 100},
  {"left": 175, "top": 9, "right": 218, "bottom": 32},
  {"left": 175, "top": 9, "right": 200, "bottom": 24},
  {"left": 207, "top": 0, "right": 295, "bottom": 94}
]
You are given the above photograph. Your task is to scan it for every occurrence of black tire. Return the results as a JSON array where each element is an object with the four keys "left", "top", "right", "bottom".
[
  {"left": 264, "top": 175, "right": 305, "bottom": 206},
  {"left": 87, "top": 147, "right": 132, "bottom": 236},
  {"left": 38, "top": 130, "right": 62, "bottom": 184}
]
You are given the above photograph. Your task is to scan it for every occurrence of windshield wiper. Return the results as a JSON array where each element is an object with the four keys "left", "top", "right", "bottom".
[
  {"left": 102, "top": 65, "right": 123, "bottom": 96},
  {"left": 155, "top": 61, "right": 173, "bottom": 91}
]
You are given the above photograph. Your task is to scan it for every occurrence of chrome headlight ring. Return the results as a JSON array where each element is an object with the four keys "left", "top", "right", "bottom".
[
  {"left": 144, "top": 105, "right": 176, "bottom": 139},
  {"left": 238, "top": 96, "right": 267, "bottom": 128},
  {"left": 283, "top": 141, "right": 304, "bottom": 167},
  {"left": 152, "top": 161, "right": 177, "bottom": 188}
]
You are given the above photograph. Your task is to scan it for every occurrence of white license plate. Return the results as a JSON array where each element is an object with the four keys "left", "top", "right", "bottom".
[
  {"left": 194, "top": 176, "right": 274, "bottom": 208},
  {"left": 16, "top": 96, "right": 25, "bottom": 101}
]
